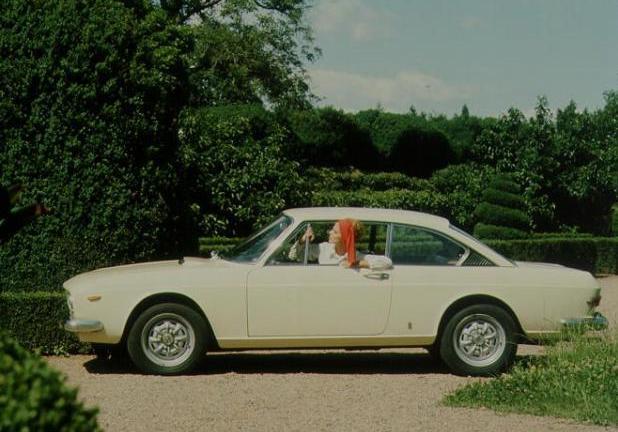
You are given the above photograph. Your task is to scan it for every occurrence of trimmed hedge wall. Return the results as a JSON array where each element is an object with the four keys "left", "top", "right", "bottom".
[
  {"left": 487, "top": 238, "right": 618, "bottom": 274},
  {"left": 0, "top": 292, "right": 85, "bottom": 354},
  {"left": 311, "top": 190, "right": 449, "bottom": 215}
]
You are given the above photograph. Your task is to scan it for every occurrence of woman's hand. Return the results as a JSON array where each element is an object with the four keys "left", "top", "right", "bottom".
[{"left": 300, "top": 225, "right": 314, "bottom": 243}]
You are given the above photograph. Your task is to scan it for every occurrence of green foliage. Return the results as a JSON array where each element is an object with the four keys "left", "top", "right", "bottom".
[
  {"left": 186, "top": 0, "right": 319, "bottom": 109},
  {"left": 444, "top": 332, "right": 618, "bottom": 426},
  {"left": 0, "top": 330, "right": 100, "bottom": 430},
  {"left": 469, "top": 96, "right": 617, "bottom": 234},
  {"left": 179, "top": 105, "right": 307, "bottom": 237},
  {"left": 487, "top": 237, "right": 618, "bottom": 274},
  {"left": 388, "top": 125, "right": 454, "bottom": 178},
  {"left": 305, "top": 167, "right": 433, "bottom": 192},
  {"left": 474, "top": 174, "right": 530, "bottom": 239},
  {"left": 612, "top": 204, "right": 618, "bottom": 236},
  {"left": 429, "top": 164, "right": 496, "bottom": 230},
  {"left": 474, "top": 223, "right": 530, "bottom": 241},
  {"left": 353, "top": 110, "right": 456, "bottom": 177},
  {"left": 285, "top": 108, "right": 381, "bottom": 169},
  {"left": 474, "top": 203, "right": 530, "bottom": 231},
  {"left": 0, "top": 292, "right": 85, "bottom": 354},
  {"left": 0, "top": 0, "right": 194, "bottom": 291},
  {"left": 311, "top": 189, "right": 449, "bottom": 216}
]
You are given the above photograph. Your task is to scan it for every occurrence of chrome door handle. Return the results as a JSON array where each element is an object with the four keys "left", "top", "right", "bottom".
[{"left": 363, "top": 272, "right": 390, "bottom": 280}]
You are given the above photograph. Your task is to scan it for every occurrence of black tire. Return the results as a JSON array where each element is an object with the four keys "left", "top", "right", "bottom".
[
  {"left": 425, "top": 344, "right": 442, "bottom": 364},
  {"left": 439, "top": 304, "right": 517, "bottom": 376},
  {"left": 127, "top": 303, "right": 207, "bottom": 375}
]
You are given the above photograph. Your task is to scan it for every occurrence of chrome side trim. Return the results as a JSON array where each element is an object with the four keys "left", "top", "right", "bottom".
[{"left": 64, "top": 319, "right": 104, "bottom": 333}]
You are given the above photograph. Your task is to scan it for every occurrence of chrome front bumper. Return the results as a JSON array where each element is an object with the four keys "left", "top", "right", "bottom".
[
  {"left": 64, "top": 319, "right": 104, "bottom": 333},
  {"left": 561, "top": 312, "right": 608, "bottom": 331}
]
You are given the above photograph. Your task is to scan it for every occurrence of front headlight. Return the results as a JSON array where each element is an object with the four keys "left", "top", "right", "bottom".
[{"left": 66, "top": 294, "right": 74, "bottom": 318}]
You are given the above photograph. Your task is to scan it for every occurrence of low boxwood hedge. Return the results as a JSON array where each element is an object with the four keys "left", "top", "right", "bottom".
[
  {"left": 0, "top": 330, "right": 100, "bottom": 431},
  {"left": 487, "top": 237, "right": 618, "bottom": 274},
  {"left": 0, "top": 292, "right": 85, "bottom": 354}
]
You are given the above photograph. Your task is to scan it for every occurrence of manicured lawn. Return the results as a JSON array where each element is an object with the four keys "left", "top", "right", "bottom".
[{"left": 444, "top": 332, "right": 618, "bottom": 426}]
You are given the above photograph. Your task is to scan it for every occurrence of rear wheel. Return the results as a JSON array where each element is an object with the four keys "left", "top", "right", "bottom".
[
  {"left": 439, "top": 304, "right": 517, "bottom": 376},
  {"left": 127, "top": 303, "right": 207, "bottom": 375}
]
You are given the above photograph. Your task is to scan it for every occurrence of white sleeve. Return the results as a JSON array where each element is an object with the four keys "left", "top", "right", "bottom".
[{"left": 364, "top": 254, "right": 393, "bottom": 270}]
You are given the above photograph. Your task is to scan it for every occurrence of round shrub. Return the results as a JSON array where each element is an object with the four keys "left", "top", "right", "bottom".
[
  {"left": 286, "top": 107, "right": 382, "bottom": 170},
  {"left": 0, "top": 331, "right": 100, "bottom": 431},
  {"left": 388, "top": 125, "right": 455, "bottom": 178}
]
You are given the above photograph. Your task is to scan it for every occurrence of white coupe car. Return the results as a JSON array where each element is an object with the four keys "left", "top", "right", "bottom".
[{"left": 64, "top": 207, "right": 607, "bottom": 376}]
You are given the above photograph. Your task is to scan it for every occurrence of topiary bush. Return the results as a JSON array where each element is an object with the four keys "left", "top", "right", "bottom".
[
  {"left": 473, "top": 174, "right": 530, "bottom": 239},
  {"left": 387, "top": 125, "right": 455, "bottom": 178},
  {"left": 0, "top": 330, "right": 100, "bottom": 431}
]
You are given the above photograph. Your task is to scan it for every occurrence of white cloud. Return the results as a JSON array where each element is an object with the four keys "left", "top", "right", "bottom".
[
  {"left": 310, "top": 0, "right": 394, "bottom": 42},
  {"left": 309, "top": 68, "right": 478, "bottom": 113},
  {"left": 459, "top": 16, "right": 482, "bottom": 30}
]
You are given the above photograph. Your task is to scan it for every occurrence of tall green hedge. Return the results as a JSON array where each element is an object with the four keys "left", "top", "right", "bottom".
[
  {"left": 311, "top": 190, "right": 449, "bottom": 216},
  {"left": 0, "top": 330, "right": 99, "bottom": 431},
  {"left": 0, "top": 292, "right": 84, "bottom": 354},
  {"left": 0, "top": 0, "right": 194, "bottom": 292}
]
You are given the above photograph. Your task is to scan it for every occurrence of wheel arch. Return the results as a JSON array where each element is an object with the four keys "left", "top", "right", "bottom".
[
  {"left": 435, "top": 295, "right": 527, "bottom": 345},
  {"left": 121, "top": 293, "right": 219, "bottom": 350}
]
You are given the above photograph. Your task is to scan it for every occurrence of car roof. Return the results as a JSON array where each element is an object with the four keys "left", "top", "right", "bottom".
[{"left": 282, "top": 207, "right": 450, "bottom": 230}]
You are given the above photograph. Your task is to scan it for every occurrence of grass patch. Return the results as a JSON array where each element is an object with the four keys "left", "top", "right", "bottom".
[{"left": 444, "top": 332, "right": 618, "bottom": 426}]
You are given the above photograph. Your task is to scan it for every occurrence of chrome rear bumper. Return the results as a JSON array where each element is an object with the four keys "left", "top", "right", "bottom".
[{"left": 64, "top": 319, "right": 104, "bottom": 333}]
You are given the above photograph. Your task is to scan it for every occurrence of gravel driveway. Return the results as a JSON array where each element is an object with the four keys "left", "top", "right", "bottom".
[{"left": 47, "top": 276, "right": 618, "bottom": 432}]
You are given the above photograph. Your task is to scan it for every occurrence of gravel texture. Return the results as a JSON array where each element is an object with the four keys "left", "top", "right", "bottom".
[{"left": 47, "top": 276, "right": 618, "bottom": 432}]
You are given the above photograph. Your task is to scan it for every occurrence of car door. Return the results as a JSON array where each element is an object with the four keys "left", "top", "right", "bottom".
[
  {"left": 246, "top": 221, "right": 392, "bottom": 337},
  {"left": 386, "top": 224, "right": 508, "bottom": 337}
]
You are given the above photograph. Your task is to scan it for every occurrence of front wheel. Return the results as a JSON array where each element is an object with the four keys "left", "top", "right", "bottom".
[
  {"left": 439, "top": 304, "right": 517, "bottom": 376},
  {"left": 127, "top": 303, "right": 207, "bottom": 375}
]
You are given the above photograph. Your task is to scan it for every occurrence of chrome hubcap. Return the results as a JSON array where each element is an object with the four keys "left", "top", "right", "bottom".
[
  {"left": 141, "top": 313, "right": 195, "bottom": 368},
  {"left": 453, "top": 314, "right": 506, "bottom": 367}
]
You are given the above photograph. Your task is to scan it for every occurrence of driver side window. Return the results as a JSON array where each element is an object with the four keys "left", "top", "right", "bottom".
[
  {"left": 390, "top": 224, "right": 465, "bottom": 266},
  {"left": 267, "top": 221, "right": 333, "bottom": 266}
]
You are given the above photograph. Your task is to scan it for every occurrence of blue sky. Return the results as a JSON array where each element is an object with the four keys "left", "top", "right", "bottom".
[{"left": 306, "top": 0, "right": 618, "bottom": 116}]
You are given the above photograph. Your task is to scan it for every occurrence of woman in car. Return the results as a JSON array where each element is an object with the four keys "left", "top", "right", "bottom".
[{"left": 289, "top": 218, "right": 392, "bottom": 270}]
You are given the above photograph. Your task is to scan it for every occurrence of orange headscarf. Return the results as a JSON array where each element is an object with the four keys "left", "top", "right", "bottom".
[{"left": 338, "top": 218, "right": 356, "bottom": 267}]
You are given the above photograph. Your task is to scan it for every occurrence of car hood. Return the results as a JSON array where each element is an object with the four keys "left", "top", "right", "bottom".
[{"left": 63, "top": 256, "right": 239, "bottom": 292}]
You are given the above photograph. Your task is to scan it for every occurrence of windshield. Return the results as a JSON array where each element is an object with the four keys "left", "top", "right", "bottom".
[{"left": 224, "top": 215, "right": 292, "bottom": 263}]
